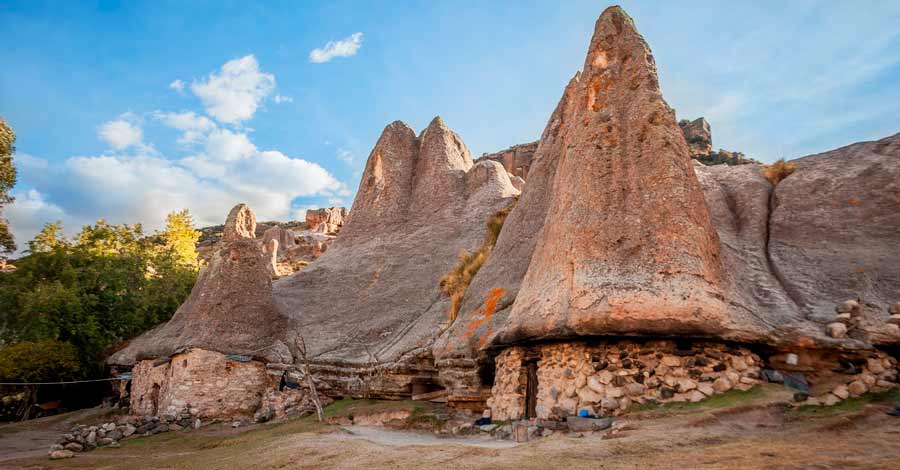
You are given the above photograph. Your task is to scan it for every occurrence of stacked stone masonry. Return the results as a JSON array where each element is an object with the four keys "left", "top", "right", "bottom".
[
  {"left": 806, "top": 352, "right": 898, "bottom": 406},
  {"left": 131, "top": 349, "right": 269, "bottom": 419},
  {"left": 488, "top": 340, "right": 765, "bottom": 421}
]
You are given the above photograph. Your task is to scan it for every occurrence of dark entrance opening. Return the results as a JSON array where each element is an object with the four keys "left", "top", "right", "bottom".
[{"left": 524, "top": 360, "right": 538, "bottom": 419}]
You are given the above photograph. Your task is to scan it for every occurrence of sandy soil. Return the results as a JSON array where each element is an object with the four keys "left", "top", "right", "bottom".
[{"left": 2, "top": 387, "right": 900, "bottom": 470}]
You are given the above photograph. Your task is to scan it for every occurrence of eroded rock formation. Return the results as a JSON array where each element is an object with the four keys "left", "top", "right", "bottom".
[
  {"left": 476, "top": 141, "right": 538, "bottom": 179},
  {"left": 271, "top": 117, "right": 519, "bottom": 397},
  {"left": 437, "top": 6, "right": 900, "bottom": 405},
  {"left": 111, "top": 6, "right": 899, "bottom": 423},
  {"left": 679, "top": 117, "right": 712, "bottom": 157},
  {"left": 305, "top": 207, "right": 346, "bottom": 234},
  {"left": 496, "top": 7, "right": 735, "bottom": 345},
  {"left": 109, "top": 203, "right": 293, "bottom": 366}
]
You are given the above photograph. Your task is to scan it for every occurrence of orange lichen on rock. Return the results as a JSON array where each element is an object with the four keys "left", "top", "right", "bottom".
[{"left": 463, "top": 287, "right": 506, "bottom": 342}]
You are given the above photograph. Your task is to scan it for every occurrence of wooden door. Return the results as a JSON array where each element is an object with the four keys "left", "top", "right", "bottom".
[{"left": 525, "top": 361, "right": 538, "bottom": 419}]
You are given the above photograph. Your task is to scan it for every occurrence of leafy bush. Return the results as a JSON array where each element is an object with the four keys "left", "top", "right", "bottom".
[
  {"left": 0, "top": 340, "right": 81, "bottom": 383},
  {"left": 761, "top": 159, "right": 797, "bottom": 185},
  {"left": 439, "top": 202, "right": 515, "bottom": 323},
  {"left": 0, "top": 211, "right": 200, "bottom": 379}
]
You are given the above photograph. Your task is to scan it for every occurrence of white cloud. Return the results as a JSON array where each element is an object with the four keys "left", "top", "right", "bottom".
[
  {"left": 97, "top": 116, "right": 143, "bottom": 150},
  {"left": 273, "top": 94, "right": 293, "bottom": 104},
  {"left": 8, "top": 133, "right": 345, "bottom": 252},
  {"left": 204, "top": 128, "right": 256, "bottom": 161},
  {"left": 169, "top": 79, "right": 185, "bottom": 93},
  {"left": 336, "top": 148, "right": 354, "bottom": 165},
  {"left": 191, "top": 55, "right": 276, "bottom": 124},
  {"left": 5, "top": 189, "right": 71, "bottom": 252},
  {"left": 153, "top": 111, "right": 216, "bottom": 145},
  {"left": 309, "top": 32, "right": 363, "bottom": 63}
]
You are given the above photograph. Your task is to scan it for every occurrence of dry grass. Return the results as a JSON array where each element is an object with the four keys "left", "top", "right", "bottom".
[
  {"left": 761, "top": 159, "right": 797, "bottom": 185},
  {"left": 439, "top": 202, "right": 515, "bottom": 323}
]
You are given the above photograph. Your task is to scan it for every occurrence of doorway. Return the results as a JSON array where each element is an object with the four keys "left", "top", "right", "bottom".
[{"left": 524, "top": 360, "right": 538, "bottom": 419}]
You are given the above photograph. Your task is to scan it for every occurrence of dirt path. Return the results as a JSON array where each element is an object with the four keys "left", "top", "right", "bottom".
[
  {"left": 337, "top": 425, "right": 517, "bottom": 448},
  {"left": 0, "top": 408, "right": 122, "bottom": 464},
  {"left": 3, "top": 388, "right": 900, "bottom": 469}
]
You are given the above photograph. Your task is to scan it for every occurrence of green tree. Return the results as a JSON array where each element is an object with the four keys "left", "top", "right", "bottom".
[
  {"left": 27, "top": 221, "right": 68, "bottom": 254},
  {"left": 0, "top": 117, "right": 17, "bottom": 258},
  {"left": 0, "top": 214, "right": 200, "bottom": 380},
  {"left": 0, "top": 340, "right": 81, "bottom": 420},
  {"left": 0, "top": 340, "right": 82, "bottom": 383},
  {"left": 160, "top": 209, "right": 201, "bottom": 268}
]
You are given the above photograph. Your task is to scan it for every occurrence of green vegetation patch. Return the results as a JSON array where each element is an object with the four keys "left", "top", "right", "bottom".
[
  {"left": 630, "top": 385, "right": 772, "bottom": 416},
  {"left": 786, "top": 388, "right": 900, "bottom": 420}
]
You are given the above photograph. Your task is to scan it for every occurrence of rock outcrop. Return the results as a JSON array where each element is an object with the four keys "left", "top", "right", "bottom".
[
  {"left": 476, "top": 141, "right": 539, "bottom": 179},
  {"left": 679, "top": 117, "right": 712, "bottom": 157},
  {"left": 768, "top": 134, "right": 900, "bottom": 343},
  {"left": 679, "top": 117, "right": 758, "bottom": 166},
  {"left": 109, "top": 203, "right": 292, "bottom": 366},
  {"left": 272, "top": 117, "right": 519, "bottom": 397},
  {"left": 305, "top": 207, "right": 346, "bottom": 234}
]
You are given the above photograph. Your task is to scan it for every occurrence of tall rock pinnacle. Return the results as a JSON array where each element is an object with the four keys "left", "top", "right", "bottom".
[{"left": 494, "top": 6, "right": 730, "bottom": 344}]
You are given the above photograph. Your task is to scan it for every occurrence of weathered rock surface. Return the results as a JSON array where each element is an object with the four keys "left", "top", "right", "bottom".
[
  {"left": 272, "top": 117, "right": 519, "bottom": 396},
  {"left": 438, "top": 7, "right": 900, "bottom": 400},
  {"left": 492, "top": 6, "right": 737, "bottom": 345},
  {"left": 198, "top": 213, "right": 341, "bottom": 277},
  {"left": 679, "top": 118, "right": 757, "bottom": 165},
  {"left": 109, "top": 204, "right": 292, "bottom": 366},
  {"left": 434, "top": 72, "right": 581, "bottom": 395},
  {"left": 476, "top": 141, "right": 539, "bottom": 179},
  {"left": 767, "top": 133, "right": 900, "bottom": 343},
  {"left": 305, "top": 207, "right": 346, "bottom": 234},
  {"left": 679, "top": 117, "right": 712, "bottom": 157}
]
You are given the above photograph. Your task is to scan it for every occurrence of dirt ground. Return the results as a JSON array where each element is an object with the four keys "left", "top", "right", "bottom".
[{"left": 2, "top": 386, "right": 900, "bottom": 470}]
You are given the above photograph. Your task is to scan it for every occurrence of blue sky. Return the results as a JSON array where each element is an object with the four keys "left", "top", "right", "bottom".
[{"left": 2, "top": 0, "right": 899, "bottom": 250}]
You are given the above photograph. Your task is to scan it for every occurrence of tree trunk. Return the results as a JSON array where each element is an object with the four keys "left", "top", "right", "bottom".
[{"left": 295, "top": 336, "right": 325, "bottom": 422}]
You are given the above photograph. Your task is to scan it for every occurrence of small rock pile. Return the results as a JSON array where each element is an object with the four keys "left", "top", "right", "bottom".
[
  {"left": 825, "top": 299, "right": 864, "bottom": 339},
  {"left": 888, "top": 301, "right": 900, "bottom": 328},
  {"left": 50, "top": 407, "right": 203, "bottom": 459},
  {"left": 489, "top": 340, "right": 764, "bottom": 421},
  {"left": 805, "top": 353, "right": 898, "bottom": 406}
]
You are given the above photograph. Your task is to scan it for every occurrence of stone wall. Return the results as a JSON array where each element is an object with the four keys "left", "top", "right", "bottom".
[
  {"left": 488, "top": 340, "right": 764, "bottom": 421},
  {"left": 804, "top": 352, "right": 897, "bottom": 406},
  {"left": 130, "top": 349, "right": 269, "bottom": 419},
  {"left": 488, "top": 347, "right": 528, "bottom": 420}
]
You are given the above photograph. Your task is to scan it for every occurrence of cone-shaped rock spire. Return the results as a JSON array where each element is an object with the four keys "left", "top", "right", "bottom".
[{"left": 492, "top": 6, "right": 732, "bottom": 344}]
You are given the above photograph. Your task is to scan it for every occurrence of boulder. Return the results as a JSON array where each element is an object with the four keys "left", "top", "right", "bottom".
[
  {"left": 566, "top": 416, "right": 613, "bottom": 432},
  {"left": 49, "top": 450, "right": 74, "bottom": 460},
  {"left": 827, "top": 322, "right": 848, "bottom": 339}
]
